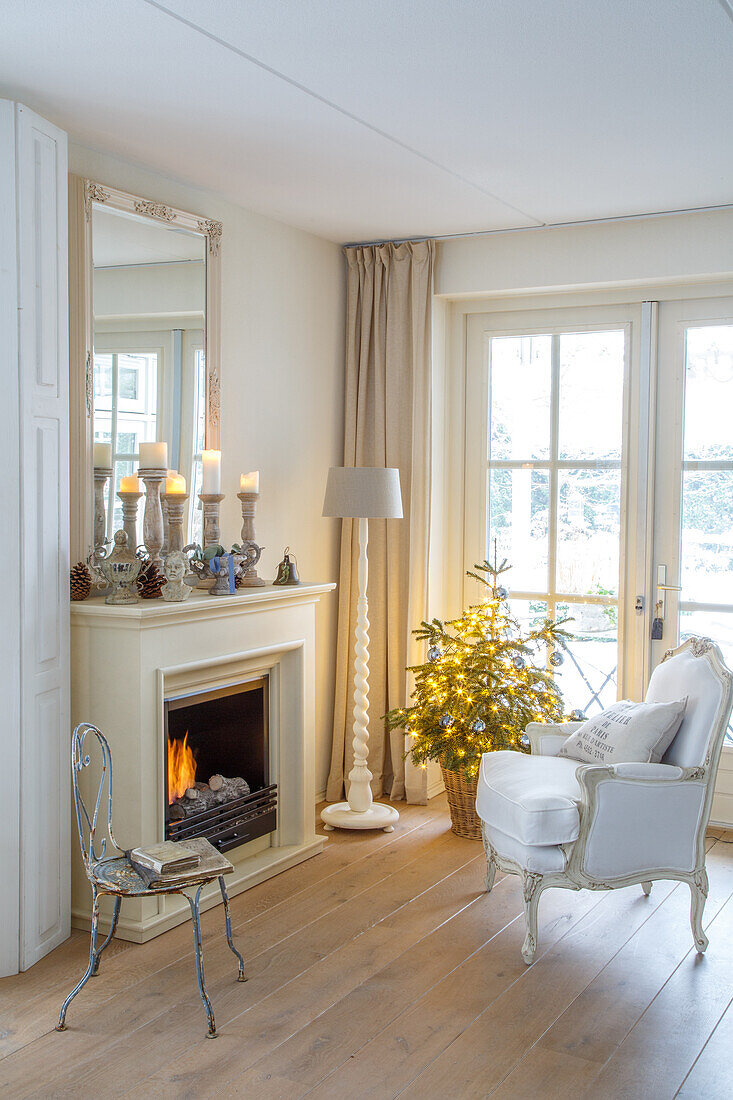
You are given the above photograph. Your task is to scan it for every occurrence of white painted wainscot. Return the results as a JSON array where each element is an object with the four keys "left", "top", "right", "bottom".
[{"left": 70, "top": 582, "right": 335, "bottom": 942}]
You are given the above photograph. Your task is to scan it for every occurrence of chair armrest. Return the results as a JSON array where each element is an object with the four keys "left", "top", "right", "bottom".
[
  {"left": 568, "top": 763, "right": 708, "bottom": 882},
  {"left": 526, "top": 721, "right": 581, "bottom": 756},
  {"left": 609, "top": 762, "right": 684, "bottom": 781}
]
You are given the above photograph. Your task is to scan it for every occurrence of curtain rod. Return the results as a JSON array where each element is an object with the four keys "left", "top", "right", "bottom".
[{"left": 343, "top": 201, "right": 733, "bottom": 249}]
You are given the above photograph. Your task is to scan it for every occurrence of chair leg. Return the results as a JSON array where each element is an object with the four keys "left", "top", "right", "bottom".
[
  {"left": 521, "top": 872, "right": 544, "bottom": 965},
  {"left": 690, "top": 868, "right": 709, "bottom": 954},
  {"left": 641, "top": 881, "right": 653, "bottom": 896},
  {"left": 218, "top": 877, "right": 246, "bottom": 981},
  {"left": 185, "top": 886, "right": 218, "bottom": 1038},
  {"left": 480, "top": 823, "right": 496, "bottom": 893},
  {"left": 91, "top": 896, "right": 122, "bottom": 975},
  {"left": 56, "top": 887, "right": 101, "bottom": 1031}
]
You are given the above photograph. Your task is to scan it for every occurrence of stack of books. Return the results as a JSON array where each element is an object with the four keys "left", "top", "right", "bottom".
[{"left": 128, "top": 837, "right": 232, "bottom": 888}]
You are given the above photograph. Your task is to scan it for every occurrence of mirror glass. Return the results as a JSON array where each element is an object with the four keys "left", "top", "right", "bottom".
[{"left": 92, "top": 204, "right": 206, "bottom": 547}]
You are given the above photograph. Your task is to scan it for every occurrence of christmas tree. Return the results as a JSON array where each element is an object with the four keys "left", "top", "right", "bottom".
[{"left": 386, "top": 551, "right": 572, "bottom": 778}]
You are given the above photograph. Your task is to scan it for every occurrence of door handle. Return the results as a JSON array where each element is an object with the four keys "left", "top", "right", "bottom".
[{"left": 654, "top": 565, "right": 681, "bottom": 628}]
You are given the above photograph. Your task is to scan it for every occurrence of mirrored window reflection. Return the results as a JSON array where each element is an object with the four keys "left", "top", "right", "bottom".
[
  {"left": 92, "top": 202, "right": 206, "bottom": 549},
  {"left": 93, "top": 350, "right": 159, "bottom": 537}
]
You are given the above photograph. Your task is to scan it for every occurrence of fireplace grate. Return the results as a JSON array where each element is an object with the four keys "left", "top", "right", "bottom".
[{"left": 166, "top": 783, "right": 277, "bottom": 853}]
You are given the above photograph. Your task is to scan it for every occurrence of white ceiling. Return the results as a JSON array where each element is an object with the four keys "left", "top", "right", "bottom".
[
  {"left": 92, "top": 207, "right": 205, "bottom": 267},
  {"left": 1, "top": 1, "right": 732, "bottom": 243}
]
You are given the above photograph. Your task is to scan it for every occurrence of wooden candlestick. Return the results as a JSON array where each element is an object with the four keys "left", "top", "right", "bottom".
[
  {"left": 117, "top": 490, "right": 142, "bottom": 552},
  {"left": 199, "top": 492, "right": 225, "bottom": 549},
  {"left": 140, "top": 467, "right": 166, "bottom": 565},
  {"left": 237, "top": 492, "right": 265, "bottom": 586},
  {"left": 93, "top": 467, "right": 112, "bottom": 549},
  {"left": 165, "top": 493, "right": 189, "bottom": 553}
]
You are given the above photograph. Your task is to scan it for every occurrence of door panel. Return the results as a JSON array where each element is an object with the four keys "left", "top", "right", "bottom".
[
  {"left": 654, "top": 298, "right": 733, "bottom": 743},
  {"left": 466, "top": 305, "right": 638, "bottom": 717}
]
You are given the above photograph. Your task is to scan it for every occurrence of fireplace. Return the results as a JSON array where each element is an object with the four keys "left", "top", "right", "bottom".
[{"left": 164, "top": 678, "right": 277, "bottom": 853}]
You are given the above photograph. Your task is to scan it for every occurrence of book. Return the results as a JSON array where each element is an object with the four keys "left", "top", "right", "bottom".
[
  {"left": 127, "top": 837, "right": 234, "bottom": 890},
  {"left": 129, "top": 840, "right": 201, "bottom": 874}
]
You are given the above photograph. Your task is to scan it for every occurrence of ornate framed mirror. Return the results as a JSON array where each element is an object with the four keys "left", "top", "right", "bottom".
[{"left": 69, "top": 177, "right": 222, "bottom": 561}]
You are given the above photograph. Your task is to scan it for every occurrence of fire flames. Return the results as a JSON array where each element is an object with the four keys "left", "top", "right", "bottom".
[{"left": 168, "top": 732, "right": 196, "bottom": 804}]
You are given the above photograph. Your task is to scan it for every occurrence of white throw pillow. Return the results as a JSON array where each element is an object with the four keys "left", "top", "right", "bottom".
[{"left": 558, "top": 699, "right": 686, "bottom": 766}]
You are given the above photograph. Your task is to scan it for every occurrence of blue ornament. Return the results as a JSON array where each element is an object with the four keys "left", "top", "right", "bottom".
[
  {"left": 569, "top": 709, "right": 586, "bottom": 722},
  {"left": 439, "top": 714, "right": 454, "bottom": 729},
  {"left": 470, "top": 718, "right": 486, "bottom": 734},
  {"left": 549, "top": 650, "right": 564, "bottom": 667},
  {"left": 512, "top": 655, "right": 526, "bottom": 671},
  {"left": 427, "top": 646, "right": 442, "bottom": 662},
  {"left": 495, "top": 586, "right": 508, "bottom": 600},
  {"left": 519, "top": 732, "right": 531, "bottom": 749}
]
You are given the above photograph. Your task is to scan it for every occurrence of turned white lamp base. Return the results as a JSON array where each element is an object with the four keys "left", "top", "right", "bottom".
[
  {"left": 319, "top": 508, "right": 401, "bottom": 835},
  {"left": 321, "top": 801, "right": 398, "bottom": 833}
]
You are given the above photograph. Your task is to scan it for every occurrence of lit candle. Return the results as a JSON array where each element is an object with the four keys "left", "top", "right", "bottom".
[
  {"left": 93, "top": 442, "right": 112, "bottom": 469},
  {"left": 202, "top": 450, "right": 221, "bottom": 494},
  {"left": 239, "top": 470, "right": 260, "bottom": 494},
  {"left": 119, "top": 474, "right": 140, "bottom": 492},
  {"left": 166, "top": 473, "right": 187, "bottom": 494},
  {"left": 139, "top": 441, "right": 168, "bottom": 469}
]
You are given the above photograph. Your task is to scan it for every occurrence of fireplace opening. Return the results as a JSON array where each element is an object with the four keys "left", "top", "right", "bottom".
[{"left": 164, "top": 677, "right": 276, "bottom": 853}]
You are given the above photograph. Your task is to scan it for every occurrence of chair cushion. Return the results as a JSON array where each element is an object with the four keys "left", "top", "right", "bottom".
[
  {"left": 484, "top": 824, "right": 569, "bottom": 874},
  {"left": 476, "top": 750, "right": 582, "bottom": 846},
  {"left": 558, "top": 699, "right": 686, "bottom": 766}
]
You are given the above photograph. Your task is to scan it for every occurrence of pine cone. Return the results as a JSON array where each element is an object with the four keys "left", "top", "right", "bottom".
[
  {"left": 70, "top": 561, "right": 91, "bottom": 601},
  {"left": 137, "top": 560, "right": 165, "bottom": 599}
]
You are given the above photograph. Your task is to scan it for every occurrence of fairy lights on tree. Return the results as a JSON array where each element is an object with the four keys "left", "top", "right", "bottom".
[{"left": 386, "top": 551, "right": 572, "bottom": 778}]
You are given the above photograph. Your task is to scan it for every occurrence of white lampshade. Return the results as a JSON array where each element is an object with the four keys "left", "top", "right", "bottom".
[{"left": 322, "top": 467, "right": 403, "bottom": 519}]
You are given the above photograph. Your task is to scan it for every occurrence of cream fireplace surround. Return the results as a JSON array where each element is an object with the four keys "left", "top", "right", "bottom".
[{"left": 71, "top": 582, "right": 334, "bottom": 941}]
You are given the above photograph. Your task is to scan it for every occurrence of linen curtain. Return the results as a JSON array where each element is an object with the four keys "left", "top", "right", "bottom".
[{"left": 326, "top": 239, "right": 434, "bottom": 804}]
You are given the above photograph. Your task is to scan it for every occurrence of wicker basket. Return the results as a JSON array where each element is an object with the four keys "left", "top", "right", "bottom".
[{"left": 441, "top": 766, "right": 482, "bottom": 841}]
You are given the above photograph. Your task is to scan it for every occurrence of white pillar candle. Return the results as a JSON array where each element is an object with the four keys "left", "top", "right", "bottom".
[
  {"left": 139, "top": 441, "right": 168, "bottom": 469},
  {"left": 93, "top": 442, "right": 112, "bottom": 468},
  {"left": 202, "top": 450, "right": 222, "bottom": 494},
  {"left": 119, "top": 474, "right": 140, "bottom": 492},
  {"left": 166, "top": 473, "right": 187, "bottom": 494},
  {"left": 239, "top": 470, "right": 260, "bottom": 493}
]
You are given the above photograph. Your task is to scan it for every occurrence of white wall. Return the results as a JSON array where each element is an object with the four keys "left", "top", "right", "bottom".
[
  {"left": 70, "top": 144, "right": 345, "bottom": 797},
  {"left": 436, "top": 209, "right": 733, "bottom": 299}
]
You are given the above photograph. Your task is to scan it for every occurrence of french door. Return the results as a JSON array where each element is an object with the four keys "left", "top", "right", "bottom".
[
  {"left": 466, "top": 294, "right": 733, "bottom": 721},
  {"left": 653, "top": 296, "right": 733, "bottom": 743},
  {"left": 466, "top": 304, "right": 641, "bottom": 717}
]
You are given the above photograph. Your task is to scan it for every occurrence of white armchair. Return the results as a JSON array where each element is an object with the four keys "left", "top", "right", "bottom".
[{"left": 475, "top": 638, "right": 733, "bottom": 964}]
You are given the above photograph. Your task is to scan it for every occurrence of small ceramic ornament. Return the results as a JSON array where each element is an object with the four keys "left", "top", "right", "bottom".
[
  {"left": 97, "top": 530, "right": 142, "bottom": 605},
  {"left": 161, "top": 551, "right": 192, "bottom": 602}
]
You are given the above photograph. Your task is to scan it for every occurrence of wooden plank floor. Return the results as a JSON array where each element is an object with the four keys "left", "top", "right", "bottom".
[{"left": 1, "top": 797, "right": 732, "bottom": 1099}]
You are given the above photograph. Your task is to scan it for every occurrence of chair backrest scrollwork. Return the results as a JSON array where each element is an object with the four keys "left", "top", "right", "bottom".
[{"left": 71, "top": 723, "right": 122, "bottom": 870}]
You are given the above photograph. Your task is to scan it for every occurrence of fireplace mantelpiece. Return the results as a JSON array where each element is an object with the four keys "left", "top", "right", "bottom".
[{"left": 70, "top": 582, "right": 335, "bottom": 941}]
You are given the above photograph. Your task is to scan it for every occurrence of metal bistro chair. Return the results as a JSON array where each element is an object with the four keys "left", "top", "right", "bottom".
[{"left": 56, "top": 723, "right": 246, "bottom": 1038}]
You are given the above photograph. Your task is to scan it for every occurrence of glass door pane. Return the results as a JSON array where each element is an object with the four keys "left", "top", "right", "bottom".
[
  {"left": 485, "top": 325, "right": 627, "bottom": 717},
  {"left": 654, "top": 301, "right": 733, "bottom": 745}
]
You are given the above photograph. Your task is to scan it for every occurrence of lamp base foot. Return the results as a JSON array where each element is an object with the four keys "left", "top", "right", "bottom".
[{"left": 320, "top": 802, "right": 399, "bottom": 832}]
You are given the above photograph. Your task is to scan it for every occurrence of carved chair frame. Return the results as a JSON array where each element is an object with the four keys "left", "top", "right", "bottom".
[
  {"left": 68, "top": 176, "right": 223, "bottom": 561},
  {"left": 481, "top": 637, "right": 733, "bottom": 964}
]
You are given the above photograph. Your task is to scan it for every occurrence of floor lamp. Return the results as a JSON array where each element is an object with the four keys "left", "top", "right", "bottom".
[{"left": 321, "top": 467, "right": 403, "bottom": 832}]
